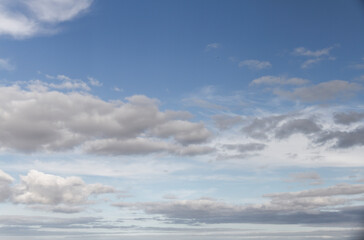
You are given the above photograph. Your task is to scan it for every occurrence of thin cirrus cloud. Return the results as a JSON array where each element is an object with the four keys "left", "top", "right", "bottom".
[
  {"left": 0, "top": 0, "right": 93, "bottom": 39},
  {"left": 0, "top": 83, "right": 211, "bottom": 156},
  {"left": 238, "top": 59, "right": 272, "bottom": 70}
]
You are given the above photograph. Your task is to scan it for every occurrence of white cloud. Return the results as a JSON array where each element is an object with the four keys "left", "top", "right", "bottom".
[
  {"left": 293, "top": 46, "right": 334, "bottom": 57},
  {"left": 251, "top": 76, "right": 309, "bottom": 85},
  {"left": 12, "top": 170, "right": 114, "bottom": 213},
  {"left": 292, "top": 46, "right": 337, "bottom": 69},
  {"left": 88, "top": 77, "right": 102, "bottom": 87},
  {"left": 205, "top": 43, "right": 220, "bottom": 51},
  {"left": 0, "top": 85, "right": 211, "bottom": 156},
  {"left": 287, "top": 172, "right": 323, "bottom": 185},
  {"left": 0, "top": 58, "right": 15, "bottom": 71},
  {"left": 238, "top": 59, "right": 272, "bottom": 70},
  {"left": 0, "top": 0, "right": 93, "bottom": 39}
]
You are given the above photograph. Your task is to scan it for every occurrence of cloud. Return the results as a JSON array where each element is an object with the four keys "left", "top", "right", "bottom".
[
  {"left": 301, "top": 58, "right": 323, "bottom": 69},
  {"left": 0, "top": 169, "right": 14, "bottom": 202},
  {"left": 0, "top": 85, "right": 211, "bottom": 156},
  {"left": 88, "top": 77, "right": 102, "bottom": 87},
  {"left": 212, "top": 115, "right": 244, "bottom": 130},
  {"left": 114, "top": 184, "right": 364, "bottom": 225},
  {"left": 349, "top": 58, "right": 364, "bottom": 69},
  {"left": 274, "top": 118, "right": 321, "bottom": 139},
  {"left": 0, "top": 0, "right": 93, "bottom": 39},
  {"left": 242, "top": 114, "right": 290, "bottom": 140},
  {"left": 293, "top": 46, "right": 334, "bottom": 58},
  {"left": 28, "top": 75, "right": 91, "bottom": 91},
  {"left": 274, "top": 80, "right": 362, "bottom": 102},
  {"left": 205, "top": 43, "right": 220, "bottom": 51},
  {"left": 292, "top": 46, "right": 336, "bottom": 68},
  {"left": 333, "top": 112, "right": 364, "bottom": 125},
  {"left": 251, "top": 76, "right": 309, "bottom": 85},
  {"left": 0, "top": 58, "right": 15, "bottom": 71},
  {"left": 316, "top": 127, "right": 364, "bottom": 149},
  {"left": 287, "top": 172, "right": 323, "bottom": 185},
  {"left": 238, "top": 60, "right": 272, "bottom": 70},
  {"left": 223, "top": 143, "right": 266, "bottom": 153},
  {"left": 11, "top": 170, "right": 114, "bottom": 213}
]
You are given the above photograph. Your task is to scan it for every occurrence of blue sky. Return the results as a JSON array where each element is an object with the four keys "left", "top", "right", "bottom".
[{"left": 0, "top": 0, "right": 364, "bottom": 239}]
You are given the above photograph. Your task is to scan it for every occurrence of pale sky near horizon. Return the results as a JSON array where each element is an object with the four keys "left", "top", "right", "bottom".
[{"left": 1, "top": 0, "right": 364, "bottom": 239}]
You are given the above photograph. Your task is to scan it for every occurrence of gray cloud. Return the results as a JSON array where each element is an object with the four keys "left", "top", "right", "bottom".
[
  {"left": 275, "top": 80, "right": 362, "bottom": 102},
  {"left": 287, "top": 172, "right": 323, "bottom": 185},
  {"left": 0, "top": 0, "right": 93, "bottom": 39},
  {"left": 242, "top": 114, "right": 289, "bottom": 140},
  {"left": 223, "top": 143, "right": 266, "bottom": 153},
  {"left": 333, "top": 111, "right": 364, "bottom": 125},
  {"left": 0, "top": 85, "right": 211, "bottom": 156},
  {"left": 213, "top": 115, "right": 244, "bottom": 130},
  {"left": 0, "top": 169, "right": 14, "bottom": 202},
  {"left": 274, "top": 118, "right": 321, "bottom": 139},
  {"left": 114, "top": 183, "right": 364, "bottom": 225},
  {"left": 316, "top": 127, "right": 364, "bottom": 149}
]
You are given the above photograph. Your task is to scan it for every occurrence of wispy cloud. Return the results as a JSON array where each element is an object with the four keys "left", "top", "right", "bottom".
[
  {"left": 239, "top": 59, "right": 272, "bottom": 70},
  {"left": 205, "top": 43, "right": 220, "bottom": 51},
  {"left": 0, "top": 58, "right": 15, "bottom": 71},
  {"left": 292, "top": 45, "right": 337, "bottom": 69},
  {"left": 251, "top": 76, "right": 309, "bottom": 85}
]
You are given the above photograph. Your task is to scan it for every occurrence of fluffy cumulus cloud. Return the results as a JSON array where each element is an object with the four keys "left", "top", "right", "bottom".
[
  {"left": 0, "top": 85, "right": 211, "bottom": 156},
  {"left": 0, "top": 169, "right": 114, "bottom": 213},
  {"left": 114, "top": 183, "right": 364, "bottom": 225},
  {"left": 238, "top": 60, "right": 272, "bottom": 70},
  {"left": 0, "top": 0, "right": 93, "bottom": 38}
]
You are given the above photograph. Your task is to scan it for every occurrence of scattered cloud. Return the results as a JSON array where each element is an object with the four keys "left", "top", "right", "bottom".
[
  {"left": 293, "top": 46, "right": 334, "bottom": 58},
  {"left": 287, "top": 172, "right": 323, "bottom": 185},
  {"left": 251, "top": 76, "right": 309, "bottom": 85},
  {"left": 0, "top": 85, "right": 211, "bottom": 156},
  {"left": 0, "top": 58, "right": 15, "bottom": 71},
  {"left": 0, "top": 0, "right": 93, "bottom": 39},
  {"left": 205, "top": 43, "right": 220, "bottom": 51},
  {"left": 274, "top": 80, "right": 362, "bottom": 102},
  {"left": 238, "top": 59, "right": 272, "bottom": 70},
  {"left": 349, "top": 58, "right": 364, "bottom": 70},
  {"left": 88, "top": 77, "right": 102, "bottom": 87},
  {"left": 292, "top": 46, "right": 336, "bottom": 69}
]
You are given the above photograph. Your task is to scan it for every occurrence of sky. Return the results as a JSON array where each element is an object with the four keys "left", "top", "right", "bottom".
[{"left": 0, "top": 0, "right": 364, "bottom": 239}]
